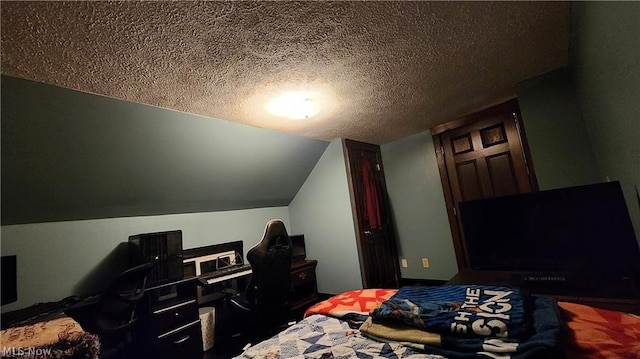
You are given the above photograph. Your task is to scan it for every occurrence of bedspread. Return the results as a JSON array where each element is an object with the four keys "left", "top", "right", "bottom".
[
  {"left": 0, "top": 316, "right": 99, "bottom": 359},
  {"left": 304, "top": 288, "right": 397, "bottom": 318},
  {"left": 239, "top": 288, "right": 640, "bottom": 359},
  {"left": 233, "top": 314, "right": 444, "bottom": 359},
  {"left": 560, "top": 301, "right": 640, "bottom": 359}
]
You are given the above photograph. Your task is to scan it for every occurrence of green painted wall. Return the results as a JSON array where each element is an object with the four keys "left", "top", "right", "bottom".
[
  {"left": 381, "top": 131, "right": 458, "bottom": 280},
  {"left": 516, "top": 67, "right": 600, "bottom": 190},
  {"left": 571, "top": 1, "right": 640, "bottom": 241},
  {"left": 1, "top": 207, "right": 290, "bottom": 312},
  {"left": 1, "top": 76, "right": 328, "bottom": 224},
  {"left": 289, "top": 139, "right": 363, "bottom": 294}
]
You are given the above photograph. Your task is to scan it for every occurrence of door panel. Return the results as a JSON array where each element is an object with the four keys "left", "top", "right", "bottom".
[
  {"left": 344, "top": 139, "right": 400, "bottom": 289},
  {"left": 487, "top": 153, "right": 519, "bottom": 197},
  {"left": 456, "top": 161, "right": 483, "bottom": 201},
  {"left": 432, "top": 99, "right": 537, "bottom": 269}
]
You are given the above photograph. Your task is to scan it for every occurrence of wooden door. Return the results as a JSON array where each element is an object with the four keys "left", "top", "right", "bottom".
[
  {"left": 344, "top": 139, "right": 400, "bottom": 289},
  {"left": 432, "top": 99, "right": 538, "bottom": 269}
]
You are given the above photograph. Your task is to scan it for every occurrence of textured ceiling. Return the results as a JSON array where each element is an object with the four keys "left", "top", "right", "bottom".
[{"left": 1, "top": 1, "right": 570, "bottom": 144}]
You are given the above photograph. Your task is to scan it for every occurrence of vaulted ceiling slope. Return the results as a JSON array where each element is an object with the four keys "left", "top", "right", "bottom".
[
  {"left": 1, "top": 1, "right": 570, "bottom": 144},
  {"left": 1, "top": 76, "right": 329, "bottom": 225}
]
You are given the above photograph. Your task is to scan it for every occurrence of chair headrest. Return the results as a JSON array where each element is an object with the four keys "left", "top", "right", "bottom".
[{"left": 249, "top": 219, "right": 292, "bottom": 260}]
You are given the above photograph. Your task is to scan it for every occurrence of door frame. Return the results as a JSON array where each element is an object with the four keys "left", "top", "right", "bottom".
[{"left": 431, "top": 98, "right": 539, "bottom": 270}]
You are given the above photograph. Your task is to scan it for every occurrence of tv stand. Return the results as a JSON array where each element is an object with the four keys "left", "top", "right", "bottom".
[{"left": 448, "top": 268, "right": 640, "bottom": 314}]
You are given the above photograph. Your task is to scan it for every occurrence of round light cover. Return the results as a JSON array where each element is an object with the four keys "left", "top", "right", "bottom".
[{"left": 267, "top": 91, "right": 320, "bottom": 120}]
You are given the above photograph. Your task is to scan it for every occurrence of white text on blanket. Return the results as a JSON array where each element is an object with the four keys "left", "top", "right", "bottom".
[{"left": 450, "top": 288, "right": 513, "bottom": 337}]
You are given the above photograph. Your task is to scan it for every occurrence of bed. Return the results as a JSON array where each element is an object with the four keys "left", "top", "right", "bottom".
[{"left": 232, "top": 286, "right": 640, "bottom": 359}]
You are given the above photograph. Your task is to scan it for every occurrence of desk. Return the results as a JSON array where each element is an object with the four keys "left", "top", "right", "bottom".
[{"left": 195, "top": 259, "right": 319, "bottom": 311}]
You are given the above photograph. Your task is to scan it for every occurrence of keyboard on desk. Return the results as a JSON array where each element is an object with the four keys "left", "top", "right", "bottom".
[{"left": 202, "top": 264, "right": 252, "bottom": 285}]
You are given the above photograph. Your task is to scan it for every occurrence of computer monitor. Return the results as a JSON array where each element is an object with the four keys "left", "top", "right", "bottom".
[
  {"left": 1, "top": 255, "right": 17, "bottom": 305},
  {"left": 290, "top": 235, "right": 306, "bottom": 261}
]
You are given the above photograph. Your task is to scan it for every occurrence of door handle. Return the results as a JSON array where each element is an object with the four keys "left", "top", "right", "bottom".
[{"left": 364, "top": 230, "right": 371, "bottom": 235}]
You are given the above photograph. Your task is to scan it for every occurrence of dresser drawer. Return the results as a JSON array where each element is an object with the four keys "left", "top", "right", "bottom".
[
  {"left": 156, "top": 319, "right": 203, "bottom": 359},
  {"left": 151, "top": 298, "right": 198, "bottom": 335},
  {"left": 291, "top": 266, "right": 315, "bottom": 286}
]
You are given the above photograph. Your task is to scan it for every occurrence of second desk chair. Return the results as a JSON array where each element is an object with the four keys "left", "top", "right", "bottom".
[{"left": 229, "top": 219, "right": 293, "bottom": 339}]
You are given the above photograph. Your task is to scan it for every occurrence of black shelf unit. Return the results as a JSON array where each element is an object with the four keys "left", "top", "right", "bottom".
[{"left": 136, "top": 277, "right": 203, "bottom": 359}]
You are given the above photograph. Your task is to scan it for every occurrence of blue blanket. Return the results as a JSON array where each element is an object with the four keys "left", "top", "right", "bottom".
[
  {"left": 414, "top": 296, "right": 562, "bottom": 358},
  {"left": 371, "top": 285, "right": 531, "bottom": 339},
  {"left": 364, "top": 286, "right": 563, "bottom": 358}
]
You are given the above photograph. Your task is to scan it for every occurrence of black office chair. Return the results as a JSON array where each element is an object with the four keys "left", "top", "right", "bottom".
[
  {"left": 229, "top": 219, "right": 293, "bottom": 340},
  {"left": 72, "top": 262, "right": 153, "bottom": 358}
]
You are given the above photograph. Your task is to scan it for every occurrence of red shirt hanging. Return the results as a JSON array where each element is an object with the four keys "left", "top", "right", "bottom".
[{"left": 361, "top": 156, "right": 383, "bottom": 230}]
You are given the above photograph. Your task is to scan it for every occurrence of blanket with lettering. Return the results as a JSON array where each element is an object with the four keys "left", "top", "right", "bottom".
[
  {"left": 370, "top": 285, "right": 531, "bottom": 339},
  {"left": 361, "top": 294, "right": 563, "bottom": 358}
]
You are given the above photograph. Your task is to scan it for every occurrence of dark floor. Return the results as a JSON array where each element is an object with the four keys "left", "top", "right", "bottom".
[
  {"left": 202, "top": 339, "right": 246, "bottom": 359},
  {"left": 99, "top": 332, "right": 257, "bottom": 359},
  {"left": 203, "top": 323, "right": 290, "bottom": 359},
  {"left": 202, "top": 335, "right": 256, "bottom": 359}
]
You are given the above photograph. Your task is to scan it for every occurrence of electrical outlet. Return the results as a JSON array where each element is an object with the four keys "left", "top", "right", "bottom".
[
  {"left": 422, "top": 257, "right": 430, "bottom": 268},
  {"left": 401, "top": 258, "right": 408, "bottom": 268}
]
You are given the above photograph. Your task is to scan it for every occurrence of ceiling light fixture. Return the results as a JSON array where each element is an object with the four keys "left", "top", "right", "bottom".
[{"left": 266, "top": 91, "right": 320, "bottom": 120}]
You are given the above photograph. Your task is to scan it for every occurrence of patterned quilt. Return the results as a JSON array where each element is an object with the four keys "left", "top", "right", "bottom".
[
  {"left": 231, "top": 314, "right": 444, "bottom": 359},
  {"left": 233, "top": 288, "right": 640, "bottom": 359}
]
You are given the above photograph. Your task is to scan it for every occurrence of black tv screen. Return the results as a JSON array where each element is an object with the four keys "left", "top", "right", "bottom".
[{"left": 459, "top": 181, "right": 640, "bottom": 279}]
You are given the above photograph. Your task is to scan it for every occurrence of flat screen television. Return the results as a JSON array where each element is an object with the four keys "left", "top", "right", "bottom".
[{"left": 459, "top": 181, "right": 640, "bottom": 282}]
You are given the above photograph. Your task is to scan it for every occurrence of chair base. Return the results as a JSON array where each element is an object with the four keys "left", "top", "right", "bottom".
[{"left": 226, "top": 298, "right": 291, "bottom": 344}]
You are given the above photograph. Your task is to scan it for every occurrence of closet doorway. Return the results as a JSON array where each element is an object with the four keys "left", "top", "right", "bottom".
[{"left": 431, "top": 99, "right": 538, "bottom": 269}]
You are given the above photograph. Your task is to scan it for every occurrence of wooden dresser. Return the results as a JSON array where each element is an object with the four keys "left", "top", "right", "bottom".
[{"left": 290, "top": 259, "right": 319, "bottom": 311}]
